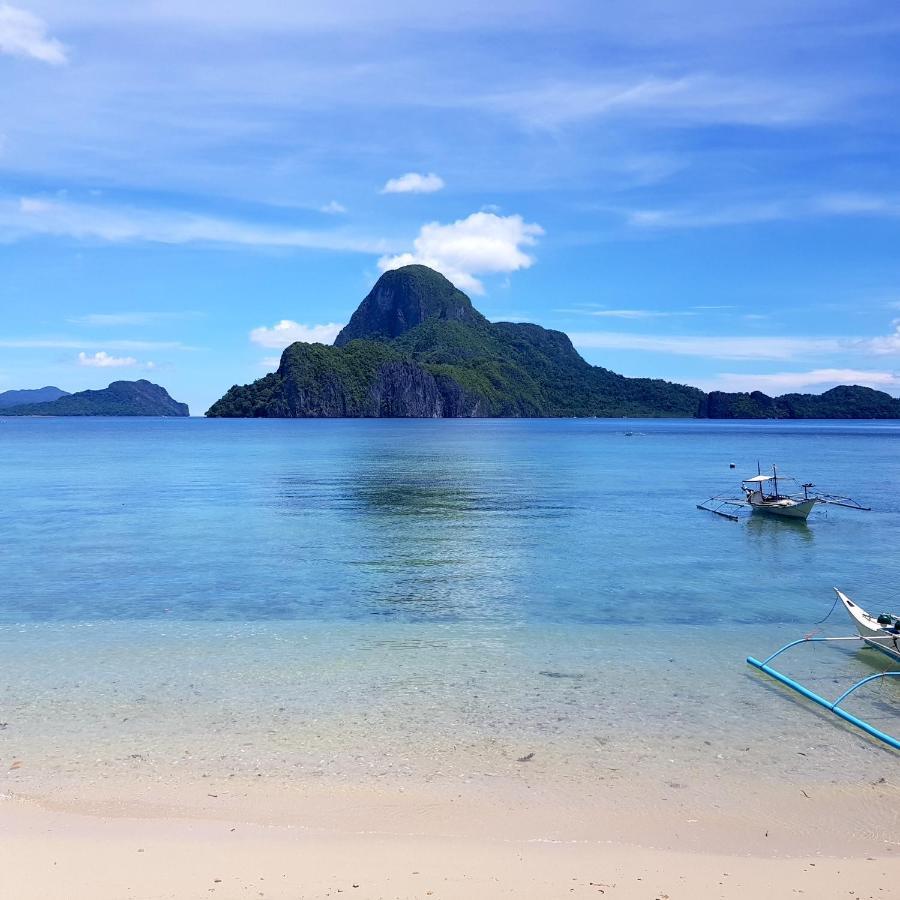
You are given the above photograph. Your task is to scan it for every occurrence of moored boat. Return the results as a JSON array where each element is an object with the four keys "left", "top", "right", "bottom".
[
  {"left": 697, "top": 464, "right": 870, "bottom": 522},
  {"left": 835, "top": 588, "right": 900, "bottom": 663},
  {"left": 742, "top": 471, "right": 817, "bottom": 519}
]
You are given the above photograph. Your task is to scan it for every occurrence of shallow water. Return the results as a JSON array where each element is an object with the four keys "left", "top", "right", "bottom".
[{"left": 1, "top": 418, "right": 898, "bottom": 790}]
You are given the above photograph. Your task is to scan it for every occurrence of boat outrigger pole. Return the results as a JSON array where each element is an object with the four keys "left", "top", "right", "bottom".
[{"left": 747, "top": 639, "right": 900, "bottom": 751}]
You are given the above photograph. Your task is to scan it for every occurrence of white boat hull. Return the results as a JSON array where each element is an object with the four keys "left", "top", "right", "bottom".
[
  {"left": 836, "top": 589, "right": 900, "bottom": 663},
  {"left": 748, "top": 496, "right": 817, "bottom": 520}
]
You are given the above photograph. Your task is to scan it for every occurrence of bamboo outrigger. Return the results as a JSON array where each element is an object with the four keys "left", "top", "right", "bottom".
[{"left": 748, "top": 589, "right": 899, "bottom": 751}]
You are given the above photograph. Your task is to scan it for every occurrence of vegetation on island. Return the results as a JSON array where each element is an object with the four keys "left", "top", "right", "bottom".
[
  {"left": 207, "top": 265, "right": 704, "bottom": 418},
  {"left": 207, "top": 265, "right": 900, "bottom": 419},
  {"left": 702, "top": 386, "right": 900, "bottom": 419},
  {"left": 2, "top": 380, "right": 190, "bottom": 417},
  {"left": 0, "top": 386, "right": 69, "bottom": 409}
]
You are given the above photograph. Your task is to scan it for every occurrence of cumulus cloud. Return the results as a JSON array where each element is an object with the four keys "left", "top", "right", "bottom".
[
  {"left": 0, "top": 4, "right": 66, "bottom": 64},
  {"left": 380, "top": 172, "right": 445, "bottom": 194},
  {"left": 320, "top": 200, "right": 346, "bottom": 214},
  {"left": 77, "top": 351, "right": 140, "bottom": 368},
  {"left": 249, "top": 320, "right": 343, "bottom": 348},
  {"left": 378, "top": 211, "right": 543, "bottom": 294}
]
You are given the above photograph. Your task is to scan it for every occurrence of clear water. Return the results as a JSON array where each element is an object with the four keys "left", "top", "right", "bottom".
[{"left": 2, "top": 418, "right": 899, "bottom": 794}]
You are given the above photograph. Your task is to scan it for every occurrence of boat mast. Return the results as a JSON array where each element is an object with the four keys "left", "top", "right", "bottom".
[{"left": 772, "top": 465, "right": 778, "bottom": 498}]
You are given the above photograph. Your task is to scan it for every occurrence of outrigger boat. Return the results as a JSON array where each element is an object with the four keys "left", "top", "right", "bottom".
[
  {"left": 835, "top": 588, "right": 900, "bottom": 663},
  {"left": 698, "top": 464, "right": 870, "bottom": 521},
  {"left": 747, "top": 588, "right": 899, "bottom": 750}
]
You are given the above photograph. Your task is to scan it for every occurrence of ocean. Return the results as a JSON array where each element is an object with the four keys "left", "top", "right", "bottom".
[{"left": 2, "top": 417, "right": 899, "bottom": 805}]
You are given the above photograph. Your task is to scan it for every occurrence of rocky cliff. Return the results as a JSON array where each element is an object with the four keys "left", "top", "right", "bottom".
[
  {"left": 206, "top": 265, "right": 900, "bottom": 420},
  {"left": 207, "top": 266, "right": 703, "bottom": 418},
  {"left": 334, "top": 265, "right": 486, "bottom": 346}
]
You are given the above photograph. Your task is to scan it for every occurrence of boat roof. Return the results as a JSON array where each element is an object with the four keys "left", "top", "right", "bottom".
[{"left": 744, "top": 474, "right": 775, "bottom": 482}]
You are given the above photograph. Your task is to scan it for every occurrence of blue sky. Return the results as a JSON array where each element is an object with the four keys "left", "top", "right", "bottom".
[{"left": 1, "top": 1, "right": 899, "bottom": 414}]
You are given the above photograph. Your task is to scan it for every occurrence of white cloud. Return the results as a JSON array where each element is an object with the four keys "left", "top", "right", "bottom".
[
  {"left": 625, "top": 193, "right": 900, "bottom": 231},
  {"left": 695, "top": 368, "right": 900, "bottom": 394},
  {"left": 480, "top": 74, "right": 835, "bottom": 130},
  {"left": 0, "top": 4, "right": 66, "bottom": 65},
  {"left": 867, "top": 320, "right": 900, "bottom": 355},
  {"left": 4, "top": 196, "right": 394, "bottom": 254},
  {"left": 260, "top": 356, "right": 281, "bottom": 369},
  {"left": 378, "top": 211, "right": 543, "bottom": 294},
  {"left": 320, "top": 200, "right": 346, "bottom": 214},
  {"left": 0, "top": 338, "right": 194, "bottom": 350},
  {"left": 626, "top": 202, "right": 788, "bottom": 230},
  {"left": 77, "top": 350, "right": 139, "bottom": 368},
  {"left": 381, "top": 172, "right": 445, "bottom": 194},
  {"left": 568, "top": 331, "right": 844, "bottom": 360},
  {"left": 569, "top": 320, "right": 900, "bottom": 362},
  {"left": 816, "top": 192, "right": 900, "bottom": 217},
  {"left": 249, "top": 320, "right": 343, "bottom": 348},
  {"left": 69, "top": 311, "right": 201, "bottom": 326},
  {"left": 19, "top": 196, "right": 54, "bottom": 213},
  {"left": 560, "top": 308, "right": 694, "bottom": 319}
]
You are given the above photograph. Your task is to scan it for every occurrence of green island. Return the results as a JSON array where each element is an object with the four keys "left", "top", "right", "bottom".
[
  {"left": 2, "top": 380, "right": 189, "bottom": 417},
  {"left": 207, "top": 265, "right": 900, "bottom": 419}
]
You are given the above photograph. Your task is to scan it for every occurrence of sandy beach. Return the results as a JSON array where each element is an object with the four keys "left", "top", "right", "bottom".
[
  {"left": 3, "top": 423, "right": 899, "bottom": 899},
  {"left": 1, "top": 804, "right": 896, "bottom": 900},
  {"left": 2, "top": 767, "right": 898, "bottom": 899},
  {"left": 2, "top": 616, "right": 899, "bottom": 898}
]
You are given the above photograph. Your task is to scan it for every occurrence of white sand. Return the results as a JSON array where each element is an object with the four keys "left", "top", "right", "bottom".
[{"left": 2, "top": 772, "right": 898, "bottom": 899}]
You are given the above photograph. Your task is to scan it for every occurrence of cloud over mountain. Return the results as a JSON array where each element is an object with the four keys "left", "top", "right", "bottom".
[
  {"left": 250, "top": 320, "right": 343, "bottom": 349},
  {"left": 378, "top": 212, "right": 543, "bottom": 294}
]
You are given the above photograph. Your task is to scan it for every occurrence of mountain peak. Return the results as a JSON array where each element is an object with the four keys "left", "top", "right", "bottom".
[
  {"left": 0, "top": 386, "right": 70, "bottom": 409},
  {"left": 334, "top": 265, "right": 486, "bottom": 347}
]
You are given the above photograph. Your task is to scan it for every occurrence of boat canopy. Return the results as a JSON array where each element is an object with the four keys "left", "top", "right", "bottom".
[{"left": 744, "top": 474, "right": 775, "bottom": 483}]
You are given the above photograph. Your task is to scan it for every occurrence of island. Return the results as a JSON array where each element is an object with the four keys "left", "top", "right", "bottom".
[
  {"left": 0, "top": 386, "right": 70, "bottom": 408},
  {"left": 207, "top": 265, "right": 900, "bottom": 419},
  {"left": 1, "top": 380, "right": 190, "bottom": 417}
]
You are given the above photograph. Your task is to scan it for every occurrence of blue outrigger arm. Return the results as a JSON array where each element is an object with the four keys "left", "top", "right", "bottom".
[{"left": 747, "top": 637, "right": 900, "bottom": 751}]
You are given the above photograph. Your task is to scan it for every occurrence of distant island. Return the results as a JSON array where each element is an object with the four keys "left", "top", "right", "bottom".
[
  {"left": 701, "top": 386, "right": 899, "bottom": 419},
  {"left": 0, "top": 386, "right": 70, "bottom": 409},
  {"left": 207, "top": 265, "right": 900, "bottom": 419},
  {"left": 1, "top": 380, "right": 190, "bottom": 417}
]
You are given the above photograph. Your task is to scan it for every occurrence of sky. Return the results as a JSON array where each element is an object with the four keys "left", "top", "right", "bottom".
[{"left": 1, "top": 1, "right": 899, "bottom": 414}]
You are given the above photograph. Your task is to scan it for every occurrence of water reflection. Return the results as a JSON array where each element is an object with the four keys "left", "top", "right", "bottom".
[
  {"left": 272, "top": 450, "right": 568, "bottom": 621},
  {"left": 745, "top": 513, "right": 814, "bottom": 545},
  {"left": 276, "top": 466, "right": 574, "bottom": 521}
]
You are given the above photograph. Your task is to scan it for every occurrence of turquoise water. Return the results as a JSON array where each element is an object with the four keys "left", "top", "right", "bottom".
[
  {"left": 2, "top": 418, "right": 898, "bottom": 624},
  {"left": 1, "top": 418, "right": 899, "bottom": 790}
]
